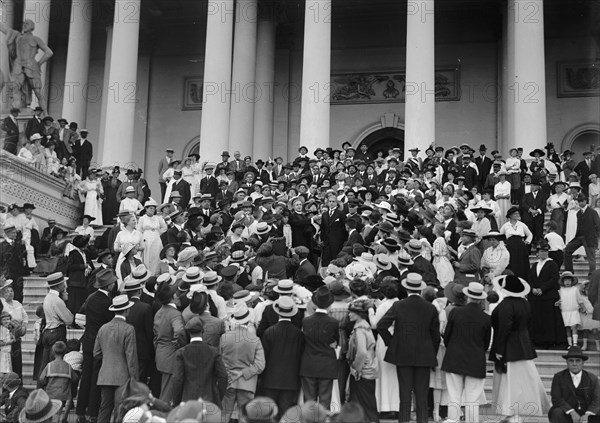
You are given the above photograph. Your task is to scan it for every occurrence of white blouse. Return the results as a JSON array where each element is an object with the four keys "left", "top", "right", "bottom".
[
  {"left": 494, "top": 181, "right": 512, "bottom": 198},
  {"left": 137, "top": 215, "right": 167, "bottom": 234},
  {"left": 500, "top": 220, "right": 533, "bottom": 243},
  {"left": 547, "top": 193, "right": 569, "bottom": 210},
  {"left": 114, "top": 228, "right": 144, "bottom": 252}
]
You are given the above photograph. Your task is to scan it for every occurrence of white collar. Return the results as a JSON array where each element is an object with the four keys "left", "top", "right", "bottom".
[
  {"left": 97, "top": 289, "right": 110, "bottom": 296},
  {"left": 190, "top": 336, "right": 203, "bottom": 342},
  {"left": 315, "top": 308, "right": 328, "bottom": 314},
  {"left": 114, "top": 315, "right": 126, "bottom": 320}
]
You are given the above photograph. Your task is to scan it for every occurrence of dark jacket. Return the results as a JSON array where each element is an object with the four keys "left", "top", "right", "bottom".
[
  {"left": 1, "top": 116, "right": 19, "bottom": 146},
  {"left": 442, "top": 303, "right": 491, "bottom": 378},
  {"left": 25, "top": 116, "right": 43, "bottom": 140},
  {"left": 171, "top": 179, "right": 191, "bottom": 210},
  {"left": 299, "top": 312, "right": 339, "bottom": 380},
  {"left": 261, "top": 321, "right": 305, "bottom": 390},
  {"left": 550, "top": 369, "right": 600, "bottom": 416},
  {"left": 589, "top": 270, "right": 600, "bottom": 321},
  {"left": 574, "top": 206, "right": 600, "bottom": 249},
  {"left": 376, "top": 295, "right": 440, "bottom": 367},
  {"left": 80, "top": 290, "right": 114, "bottom": 353},
  {"left": 321, "top": 209, "right": 347, "bottom": 257},
  {"left": 172, "top": 340, "right": 228, "bottom": 405},
  {"left": 489, "top": 297, "right": 537, "bottom": 365},
  {"left": 520, "top": 191, "right": 547, "bottom": 223},
  {"left": 0, "top": 386, "right": 29, "bottom": 423},
  {"left": 294, "top": 259, "right": 317, "bottom": 286},
  {"left": 288, "top": 212, "right": 313, "bottom": 249},
  {"left": 67, "top": 250, "right": 88, "bottom": 288},
  {"left": 127, "top": 298, "right": 154, "bottom": 361},
  {"left": 256, "top": 304, "right": 304, "bottom": 338},
  {"left": 527, "top": 259, "right": 560, "bottom": 302},
  {"left": 409, "top": 255, "right": 439, "bottom": 288},
  {"left": 80, "top": 139, "right": 93, "bottom": 164}
]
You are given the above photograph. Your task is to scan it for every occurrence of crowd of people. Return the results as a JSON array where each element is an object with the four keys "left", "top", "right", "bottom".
[{"left": 0, "top": 140, "right": 600, "bottom": 423}]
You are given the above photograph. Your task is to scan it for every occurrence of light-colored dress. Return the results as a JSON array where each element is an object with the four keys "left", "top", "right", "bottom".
[
  {"left": 0, "top": 326, "right": 12, "bottom": 373},
  {"left": 432, "top": 237, "right": 454, "bottom": 288},
  {"left": 559, "top": 285, "right": 582, "bottom": 327},
  {"left": 494, "top": 180, "right": 512, "bottom": 228},
  {"left": 370, "top": 298, "right": 400, "bottom": 412},
  {"left": 32, "top": 142, "right": 46, "bottom": 170},
  {"left": 80, "top": 179, "right": 104, "bottom": 226},
  {"left": 137, "top": 215, "right": 167, "bottom": 275},
  {"left": 17, "top": 146, "right": 36, "bottom": 164},
  {"left": 44, "top": 148, "right": 60, "bottom": 174},
  {"left": 74, "top": 225, "right": 95, "bottom": 241},
  {"left": 114, "top": 228, "right": 144, "bottom": 280}
]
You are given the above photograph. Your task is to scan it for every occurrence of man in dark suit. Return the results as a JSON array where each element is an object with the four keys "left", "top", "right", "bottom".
[
  {"left": 549, "top": 346, "right": 600, "bottom": 423},
  {"left": 39, "top": 218, "right": 61, "bottom": 255},
  {"left": 116, "top": 169, "right": 144, "bottom": 202},
  {"left": 460, "top": 154, "right": 479, "bottom": 190},
  {"left": 407, "top": 239, "right": 439, "bottom": 288},
  {"left": 76, "top": 268, "right": 115, "bottom": 423},
  {"left": 256, "top": 280, "right": 304, "bottom": 337},
  {"left": 0, "top": 372, "right": 28, "bottom": 423},
  {"left": 55, "top": 118, "right": 74, "bottom": 161},
  {"left": 299, "top": 287, "right": 339, "bottom": 410},
  {"left": 376, "top": 273, "right": 440, "bottom": 423},
  {"left": 0, "top": 226, "right": 29, "bottom": 303},
  {"left": 78, "top": 129, "right": 93, "bottom": 178},
  {"left": 442, "top": 283, "right": 491, "bottom": 423},
  {"left": 294, "top": 246, "right": 316, "bottom": 286},
  {"left": 216, "top": 181, "right": 234, "bottom": 203},
  {"left": 172, "top": 316, "right": 227, "bottom": 405},
  {"left": 25, "top": 106, "right": 44, "bottom": 140},
  {"left": 261, "top": 297, "right": 305, "bottom": 419},
  {"left": 171, "top": 170, "right": 191, "bottom": 209},
  {"left": 123, "top": 276, "right": 154, "bottom": 385},
  {"left": 158, "top": 148, "right": 174, "bottom": 201},
  {"left": 1, "top": 108, "right": 20, "bottom": 154},
  {"left": 66, "top": 235, "right": 92, "bottom": 315},
  {"left": 521, "top": 177, "right": 547, "bottom": 247},
  {"left": 341, "top": 218, "right": 364, "bottom": 255},
  {"left": 574, "top": 151, "right": 594, "bottom": 196},
  {"left": 564, "top": 194, "right": 600, "bottom": 276},
  {"left": 475, "top": 144, "right": 493, "bottom": 191},
  {"left": 452, "top": 230, "right": 482, "bottom": 285},
  {"left": 200, "top": 165, "right": 219, "bottom": 199},
  {"left": 93, "top": 294, "right": 138, "bottom": 423},
  {"left": 320, "top": 197, "right": 347, "bottom": 266}
]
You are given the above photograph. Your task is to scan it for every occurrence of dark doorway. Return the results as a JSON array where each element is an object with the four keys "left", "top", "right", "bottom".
[{"left": 360, "top": 127, "right": 405, "bottom": 160}]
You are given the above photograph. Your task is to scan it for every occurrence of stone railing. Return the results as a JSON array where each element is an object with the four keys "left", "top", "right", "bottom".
[{"left": 0, "top": 150, "right": 81, "bottom": 229}]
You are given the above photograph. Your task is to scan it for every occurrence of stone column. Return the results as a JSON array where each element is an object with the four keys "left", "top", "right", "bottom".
[
  {"left": 100, "top": 0, "right": 141, "bottom": 168},
  {"left": 0, "top": 0, "right": 14, "bottom": 114},
  {"left": 299, "top": 0, "right": 331, "bottom": 154},
  {"left": 62, "top": 0, "right": 92, "bottom": 126},
  {"left": 199, "top": 0, "right": 235, "bottom": 163},
  {"left": 252, "top": 12, "right": 276, "bottom": 160},
  {"left": 504, "top": 0, "right": 547, "bottom": 152},
  {"left": 23, "top": 0, "right": 51, "bottom": 110},
  {"left": 404, "top": 0, "right": 435, "bottom": 158},
  {"left": 228, "top": 0, "right": 258, "bottom": 156}
]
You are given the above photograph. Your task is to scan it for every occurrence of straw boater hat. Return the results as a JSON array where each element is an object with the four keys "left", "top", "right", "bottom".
[
  {"left": 129, "top": 264, "right": 152, "bottom": 285},
  {"left": 406, "top": 239, "right": 423, "bottom": 254},
  {"left": 46, "top": 272, "right": 67, "bottom": 288},
  {"left": 233, "top": 290, "right": 258, "bottom": 305},
  {"left": 482, "top": 231, "right": 503, "bottom": 240},
  {"left": 462, "top": 282, "right": 487, "bottom": 300},
  {"left": 273, "top": 296, "right": 298, "bottom": 318},
  {"left": 108, "top": 295, "right": 134, "bottom": 312},
  {"left": 231, "top": 302, "right": 252, "bottom": 325},
  {"left": 274, "top": 279, "right": 295, "bottom": 294},
  {"left": 492, "top": 274, "right": 531, "bottom": 298},
  {"left": 401, "top": 273, "right": 427, "bottom": 291},
  {"left": 156, "top": 273, "right": 176, "bottom": 286},
  {"left": 19, "top": 389, "right": 62, "bottom": 423},
  {"left": 255, "top": 222, "right": 271, "bottom": 236},
  {"left": 122, "top": 275, "right": 143, "bottom": 293},
  {"left": 182, "top": 267, "right": 204, "bottom": 284},
  {"left": 374, "top": 254, "right": 392, "bottom": 271},
  {"left": 202, "top": 271, "right": 222, "bottom": 287}
]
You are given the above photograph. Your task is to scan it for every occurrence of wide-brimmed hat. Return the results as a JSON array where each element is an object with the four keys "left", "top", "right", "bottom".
[
  {"left": 231, "top": 302, "right": 252, "bottom": 325},
  {"left": 144, "top": 199, "right": 158, "bottom": 208},
  {"left": 374, "top": 254, "right": 392, "bottom": 271},
  {"left": 377, "top": 201, "right": 392, "bottom": 212},
  {"left": 19, "top": 389, "right": 62, "bottom": 423},
  {"left": 47, "top": 272, "right": 68, "bottom": 287},
  {"left": 203, "top": 271, "right": 222, "bottom": 286},
  {"left": 274, "top": 279, "right": 295, "bottom": 294},
  {"left": 401, "top": 273, "right": 427, "bottom": 291},
  {"left": 232, "top": 290, "right": 257, "bottom": 305},
  {"left": 505, "top": 206, "right": 520, "bottom": 219},
  {"left": 121, "top": 276, "right": 143, "bottom": 292},
  {"left": 93, "top": 268, "right": 117, "bottom": 289},
  {"left": 559, "top": 271, "right": 579, "bottom": 286},
  {"left": 182, "top": 266, "right": 204, "bottom": 284},
  {"left": 462, "top": 282, "right": 487, "bottom": 300},
  {"left": 348, "top": 298, "right": 371, "bottom": 320},
  {"left": 471, "top": 206, "right": 493, "bottom": 214},
  {"left": 562, "top": 345, "right": 588, "bottom": 361},
  {"left": 381, "top": 238, "right": 400, "bottom": 252},
  {"left": 185, "top": 283, "right": 208, "bottom": 300},
  {"left": 273, "top": 296, "right": 298, "bottom": 317},
  {"left": 529, "top": 148, "right": 545, "bottom": 157},
  {"left": 96, "top": 249, "right": 112, "bottom": 262},
  {"left": 406, "top": 239, "right": 422, "bottom": 254},
  {"left": 108, "top": 294, "right": 134, "bottom": 312},
  {"left": 160, "top": 243, "right": 180, "bottom": 260},
  {"left": 82, "top": 214, "right": 96, "bottom": 222},
  {"left": 327, "top": 279, "right": 351, "bottom": 300},
  {"left": 0, "top": 278, "right": 13, "bottom": 291},
  {"left": 397, "top": 251, "right": 414, "bottom": 267},
  {"left": 129, "top": 264, "right": 151, "bottom": 285},
  {"left": 492, "top": 274, "right": 531, "bottom": 298},
  {"left": 72, "top": 235, "right": 90, "bottom": 249},
  {"left": 312, "top": 286, "right": 334, "bottom": 309},
  {"left": 255, "top": 222, "right": 271, "bottom": 236},
  {"left": 375, "top": 221, "right": 394, "bottom": 234},
  {"left": 2, "top": 372, "right": 20, "bottom": 391}
]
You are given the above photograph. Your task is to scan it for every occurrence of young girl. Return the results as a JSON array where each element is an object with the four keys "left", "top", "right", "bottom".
[
  {"left": 557, "top": 272, "right": 584, "bottom": 347},
  {"left": 578, "top": 281, "right": 600, "bottom": 351},
  {"left": 0, "top": 311, "right": 15, "bottom": 373}
]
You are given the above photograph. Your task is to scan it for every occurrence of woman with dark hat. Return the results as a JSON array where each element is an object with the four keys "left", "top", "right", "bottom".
[
  {"left": 101, "top": 167, "right": 122, "bottom": 224},
  {"left": 546, "top": 180, "right": 569, "bottom": 237},
  {"left": 490, "top": 275, "right": 550, "bottom": 418},
  {"left": 499, "top": 206, "right": 533, "bottom": 280},
  {"left": 66, "top": 235, "right": 92, "bottom": 314},
  {"left": 158, "top": 243, "right": 179, "bottom": 276},
  {"left": 527, "top": 241, "right": 566, "bottom": 349},
  {"left": 74, "top": 214, "right": 95, "bottom": 241}
]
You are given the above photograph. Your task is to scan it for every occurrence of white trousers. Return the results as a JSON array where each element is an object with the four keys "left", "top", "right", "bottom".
[{"left": 445, "top": 372, "right": 485, "bottom": 423}]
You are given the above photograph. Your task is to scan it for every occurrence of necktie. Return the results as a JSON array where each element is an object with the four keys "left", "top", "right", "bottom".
[{"left": 330, "top": 210, "right": 334, "bottom": 218}]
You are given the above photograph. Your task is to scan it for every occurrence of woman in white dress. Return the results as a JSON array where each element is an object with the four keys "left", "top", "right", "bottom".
[
  {"left": 431, "top": 224, "right": 454, "bottom": 287},
  {"left": 505, "top": 148, "right": 521, "bottom": 204},
  {"left": 44, "top": 142, "right": 60, "bottom": 176},
  {"left": 32, "top": 136, "right": 46, "bottom": 170},
  {"left": 546, "top": 181, "right": 569, "bottom": 237},
  {"left": 79, "top": 171, "right": 104, "bottom": 226},
  {"left": 17, "top": 140, "right": 36, "bottom": 165},
  {"left": 369, "top": 279, "right": 400, "bottom": 414},
  {"left": 494, "top": 171, "right": 511, "bottom": 228},
  {"left": 74, "top": 215, "right": 96, "bottom": 241},
  {"left": 114, "top": 213, "right": 144, "bottom": 281},
  {"left": 181, "top": 156, "right": 195, "bottom": 188},
  {"left": 137, "top": 199, "right": 167, "bottom": 275}
]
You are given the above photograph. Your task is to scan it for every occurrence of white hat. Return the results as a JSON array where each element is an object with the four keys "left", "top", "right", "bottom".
[
  {"left": 401, "top": 273, "right": 427, "bottom": 291},
  {"left": 108, "top": 295, "right": 134, "bottom": 312},
  {"left": 30, "top": 133, "right": 43, "bottom": 141},
  {"left": 462, "top": 282, "right": 487, "bottom": 300},
  {"left": 231, "top": 303, "right": 252, "bottom": 325}
]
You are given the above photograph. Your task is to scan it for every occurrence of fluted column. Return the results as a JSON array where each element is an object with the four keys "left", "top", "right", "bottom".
[
  {"left": 100, "top": 0, "right": 141, "bottom": 167},
  {"left": 23, "top": 0, "right": 51, "bottom": 110},
  {"left": 252, "top": 12, "right": 276, "bottom": 160},
  {"left": 504, "top": 0, "right": 547, "bottom": 153},
  {"left": 299, "top": 0, "right": 331, "bottom": 154},
  {"left": 228, "top": 0, "right": 258, "bottom": 156},
  {"left": 62, "top": 0, "right": 92, "bottom": 126},
  {"left": 199, "top": 0, "right": 235, "bottom": 162},
  {"left": 404, "top": 0, "right": 435, "bottom": 158},
  {"left": 0, "top": 0, "right": 14, "bottom": 114}
]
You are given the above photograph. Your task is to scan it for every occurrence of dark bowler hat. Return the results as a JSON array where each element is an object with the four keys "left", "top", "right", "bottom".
[
  {"left": 312, "top": 286, "right": 334, "bottom": 309},
  {"left": 562, "top": 345, "right": 588, "bottom": 361}
]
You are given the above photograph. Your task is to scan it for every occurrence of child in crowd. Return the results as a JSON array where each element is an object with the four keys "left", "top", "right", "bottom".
[
  {"left": 0, "top": 312, "right": 15, "bottom": 374},
  {"left": 556, "top": 272, "right": 584, "bottom": 347},
  {"left": 543, "top": 221, "right": 565, "bottom": 269},
  {"left": 38, "top": 341, "right": 79, "bottom": 423},
  {"left": 578, "top": 281, "right": 600, "bottom": 351}
]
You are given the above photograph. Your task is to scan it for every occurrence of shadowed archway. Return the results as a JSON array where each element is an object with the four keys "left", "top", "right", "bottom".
[{"left": 360, "top": 127, "right": 405, "bottom": 160}]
